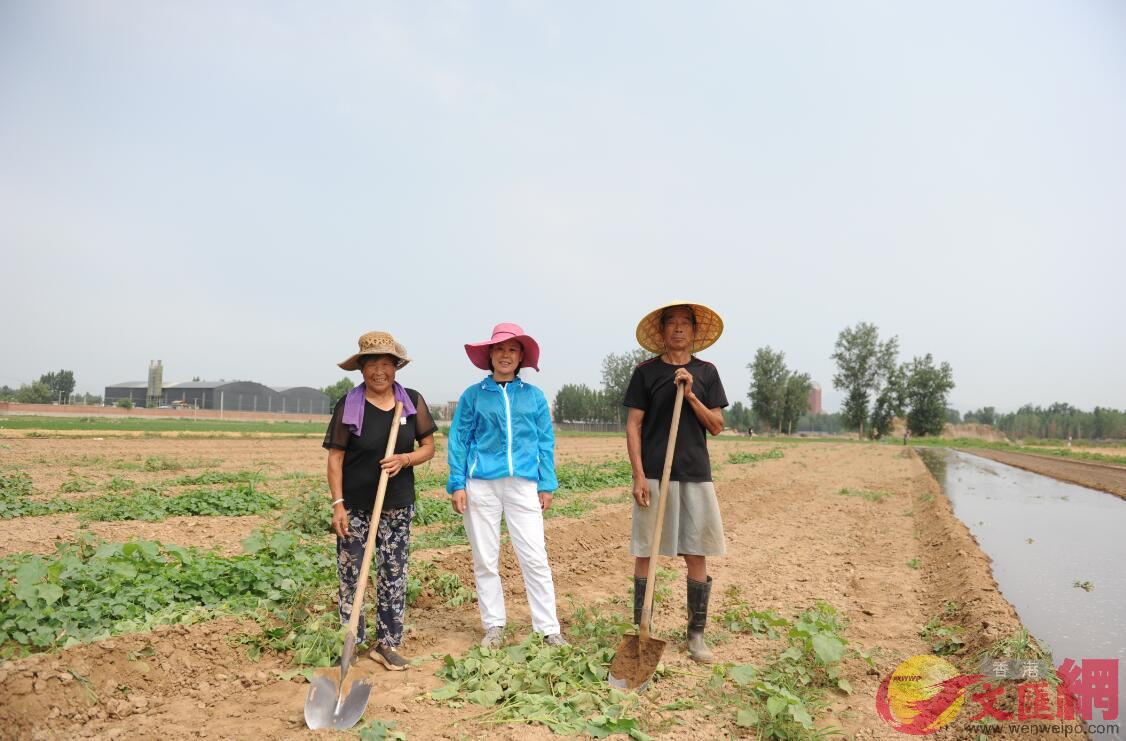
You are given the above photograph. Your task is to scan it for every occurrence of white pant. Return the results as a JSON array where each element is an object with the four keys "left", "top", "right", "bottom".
[{"left": 463, "top": 477, "right": 560, "bottom": 635}]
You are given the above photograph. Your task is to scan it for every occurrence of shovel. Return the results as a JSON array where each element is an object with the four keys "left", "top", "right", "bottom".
[
  {"left": 609, "top": 381, "right": 685, "bottom": 692},
  {"left": 305, "top": 401, "right": 404, "bottom": 731}
]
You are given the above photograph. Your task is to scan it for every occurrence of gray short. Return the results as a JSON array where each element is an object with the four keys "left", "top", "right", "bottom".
[{"left": 630, "top": 479, "right": 726, "bottom": 557}]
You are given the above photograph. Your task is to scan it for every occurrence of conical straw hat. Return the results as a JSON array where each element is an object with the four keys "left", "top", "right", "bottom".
[{"left": 635, "top": 302, "right": 723, "bottom": 354}]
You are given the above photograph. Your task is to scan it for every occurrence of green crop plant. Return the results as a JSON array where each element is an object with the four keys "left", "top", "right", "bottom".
[
  {"left": 168, "top": 470, "right": 264, "bottom": 486},
  {"left": 60, "top": 476, "right": 97, "bottom": 493},
  {"left": 412, "top": 466, "right": 448, "bottom": 492},
  {"left": 906, "top": 558, "right": 922, "bottom": 569},
  {"left": 727, "top": 448, "right": 785, "bottom": 465},
  {"left": 431, "top": 634, "right": 647, "bottom": 738},
  {"left": 1, "top": 472, "right": 77, "bottom": 519},
  {"left": 104, "top": 476, "right": 137, "bottom": 492},
  {"left": 275, "top": 487, "right": 332, "bottom": 535},
  {"left": 407, "top": 560, "right": 476, "bottom": 608},
  {"left": 412, "top": 494, "right": 460, "bottom": 526},
  {"left": 919, "top": 615, "right": 966, "bottom": 656},
  {"left": 0, "top": 528, "right": 333, "bottom": 656},
  {"left": 721, "top": 603, "right": 789, "bottom": 639},
  {"left": 554, "top": 460, "right": 633, "bottom": 492},
  {"left": 78, "top": 484, "right": 282, "bottom": 522},
  {"left": 412, "top": 523, "right": 468, "bottom": 550}
]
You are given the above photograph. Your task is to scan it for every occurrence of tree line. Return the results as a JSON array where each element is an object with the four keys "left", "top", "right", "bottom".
[
  {"left": 961, "top": 402, "right": 1126, "bottom": 440},
  {"left": 0, "top": 370, "right": 99, "bottom": 405}
]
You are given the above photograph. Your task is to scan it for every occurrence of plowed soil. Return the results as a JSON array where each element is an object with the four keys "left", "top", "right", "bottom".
[{"left": 0, "top": 437, "right": 1081, "bottom": 739}]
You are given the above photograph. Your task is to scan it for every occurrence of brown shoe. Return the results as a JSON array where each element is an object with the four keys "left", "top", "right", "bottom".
[{"left": 370, "top": 644, "right": 409, "bottom": 671}]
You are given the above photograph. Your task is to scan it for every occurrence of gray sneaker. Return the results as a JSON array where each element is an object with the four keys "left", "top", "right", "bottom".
[
  {"left": 544, "top": 633, "right": 569, "bottom": 647},
  {"left": 481, "top": 626, "right": 505, "bottom": 649}
]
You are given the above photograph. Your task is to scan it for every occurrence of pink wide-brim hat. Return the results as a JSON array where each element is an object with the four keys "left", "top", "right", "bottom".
[{"left": 464, "top": 323, "right": 541, "bottom": 372}]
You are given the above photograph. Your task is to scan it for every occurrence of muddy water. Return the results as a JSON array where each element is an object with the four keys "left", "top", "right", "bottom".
[{"left": 920, "top": 448, "right": 1125, "bottom": 734}]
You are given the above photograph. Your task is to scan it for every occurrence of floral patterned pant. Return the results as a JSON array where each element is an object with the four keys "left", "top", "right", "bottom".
[{"left": 336, "top": 504, "right": 413, "bottom": 648}]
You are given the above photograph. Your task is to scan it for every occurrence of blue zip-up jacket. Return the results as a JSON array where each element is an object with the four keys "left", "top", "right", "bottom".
[{"left": 446, "top": 375, "right": 558, "bottom": 494}]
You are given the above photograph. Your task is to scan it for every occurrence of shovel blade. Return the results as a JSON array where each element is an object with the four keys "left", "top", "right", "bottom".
[
  {"left": 607, "top": 633, "right": 666, "bottom": 692},
  {"left": 303, "top": 673, "right": 373, "bottom": 730}
]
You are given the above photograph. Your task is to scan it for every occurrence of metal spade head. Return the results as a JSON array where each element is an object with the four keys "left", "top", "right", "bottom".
[
  {"left": 304, "top": 673, "right": 373, "bottom": 730},
  {"left": 304, "top": 629, "right": 372, "bottom": 730},
  {"left": 607, "top": 633, "right": 666, "bottom": 692}
]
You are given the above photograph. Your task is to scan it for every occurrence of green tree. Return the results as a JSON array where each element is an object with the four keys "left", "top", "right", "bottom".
[
  {"left": 322, "top": 377, "right": 354, "bottom": 408},
  {"left": 780, "top": 372, "right": 812, "bottom": 434},
  {"left": 38, "top": 370, "right": 76, "bottom": 402},
  {"left": 723, "top": 401, "right": 754, "bottom": 431},
  {"left": 748, "top": 347, "right": 789, "bottom": 432},
  {"left": 601, "top": 348, "right": 651, "bottom": 424},
  {"left": 870, "top": 363, "right": 906, "bottom": 439},
  {"left": 116, "top": 397, "right": 134, "bottom": 410},
  {"left": 553, "top": 383, "right": 607, "bottom": 422},
  {"left": 0, "top": 385, "right": 16, "bottom": 401},
  {"left": 831, "top": 322, "right": 899, "bottom": 438},
  {"left": 16, "top": 381, "right": 54, "bottom": 404},
  {"left": 904, "top": 354, "right": 955, "bottom": 437}
]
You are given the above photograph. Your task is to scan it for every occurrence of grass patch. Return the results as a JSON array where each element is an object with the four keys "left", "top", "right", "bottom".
[
  {"left": 0, "top": 415, "right": 326, "bottom": 435},
  {"left": 727, "top": 448, "right": 785, "bottom": 465},
  {"left": 836, "top": 488, "right": 890, "bottom": 503}
]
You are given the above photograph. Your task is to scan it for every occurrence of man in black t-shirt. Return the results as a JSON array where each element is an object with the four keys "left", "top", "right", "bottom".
[{"left": 624, "top": 302, "right": 728, "bottom": 664}]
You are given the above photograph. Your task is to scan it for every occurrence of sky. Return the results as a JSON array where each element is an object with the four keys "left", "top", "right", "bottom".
[{"left": 2, "top": 1, "right": 1124, "bottom": 413}]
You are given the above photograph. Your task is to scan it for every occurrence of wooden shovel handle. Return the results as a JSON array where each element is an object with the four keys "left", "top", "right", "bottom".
[
  {"left": 345, "top": 401, "right": 404, "bottom": 637},
  {"left": 639, "top": 382, "right": 685, "bottom": 642}
]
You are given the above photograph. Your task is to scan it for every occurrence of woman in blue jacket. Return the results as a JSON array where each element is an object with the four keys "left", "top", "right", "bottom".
[{"left": 447, "top": 323, "right": 567, "bottom": 649}]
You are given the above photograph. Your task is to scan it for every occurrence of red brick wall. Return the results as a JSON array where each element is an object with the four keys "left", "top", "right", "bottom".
[{"left": 0, "top": 402, "right": 329, "bottom": 423}]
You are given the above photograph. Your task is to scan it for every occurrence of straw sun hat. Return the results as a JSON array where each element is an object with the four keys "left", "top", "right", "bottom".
[
  {"left": 338, "top": 331, "right": 411, "bottom": 371},
  {"left": 635, "top": 302, "right": 724, "bottom": 354}
]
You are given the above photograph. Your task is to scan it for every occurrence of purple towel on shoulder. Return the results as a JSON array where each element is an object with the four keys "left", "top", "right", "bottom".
[{"left": 341, "top": 382, "right": 416, "bottom": 437}]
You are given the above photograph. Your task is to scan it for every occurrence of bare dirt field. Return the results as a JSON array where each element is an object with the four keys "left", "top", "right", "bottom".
[
  {"left": 0, "top": 434, "right": 1084, "bottom": 739},
  {"left": 956, "top": 447, "right": 1126, "bottom": 500}
]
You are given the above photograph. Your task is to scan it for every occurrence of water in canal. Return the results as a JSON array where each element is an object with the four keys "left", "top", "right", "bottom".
[{"left": 918, "top": 448, "right": 1125, "bottom": 738}]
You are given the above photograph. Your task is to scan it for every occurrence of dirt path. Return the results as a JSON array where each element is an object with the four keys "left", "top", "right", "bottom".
[
  {"left": 0, "top": 441, "right": 1080, "bottom": 739},
  {"left": 956, "top": 447, "right": 1126, "bottom": 500}
]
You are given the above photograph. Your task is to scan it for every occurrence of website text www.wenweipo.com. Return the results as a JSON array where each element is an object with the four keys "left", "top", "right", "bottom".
[{"left": 971, "top": 721, "right": 1118, "bottom": 736}]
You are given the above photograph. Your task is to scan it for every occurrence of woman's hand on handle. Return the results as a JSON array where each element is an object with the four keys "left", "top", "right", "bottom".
[
  {"left": 380, "top": 453, "right": 409, "bottom": 478},
  {"left": 332, "top": 503, "right": 350, "bottom": 538},
  {"left": 451, "top": 489, "right": 467, "bottom": 515}
]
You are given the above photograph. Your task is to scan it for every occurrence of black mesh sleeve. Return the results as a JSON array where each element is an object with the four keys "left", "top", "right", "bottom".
[
  {"left": 323, "top": 399, "right": 350, "bottom": 450},
  {"left": 412, "top": 391, "right": 438, "bottom": 441}
]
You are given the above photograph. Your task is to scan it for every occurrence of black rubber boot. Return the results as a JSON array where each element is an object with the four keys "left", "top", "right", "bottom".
[
  {"left": 686, "top": 576, "right": 714, "bottom": 663},
  {"left": 632, "top": 576, "right": 647, "bottom": 626}
]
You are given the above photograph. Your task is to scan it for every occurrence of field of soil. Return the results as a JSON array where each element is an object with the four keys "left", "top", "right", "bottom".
[
  {"left": 0, "top": 433, "right": 1084, "bottom": 739},
  {"left": 957, "top": 447, "right": 1126, "bottom": 501}
]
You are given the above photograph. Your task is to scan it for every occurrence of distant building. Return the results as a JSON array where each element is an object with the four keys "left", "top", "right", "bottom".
[
  {"left": 808, "top": 382, "right": 822, "bottom": 415},
  {"left": 272, "top": 386, "right": 332, "bottom": 415},
  {"left": 104, "top": 381, "right": 150, "bottom": 406},
  {"left": 105, "top": 378, "right": 329, "bottom": 413}
]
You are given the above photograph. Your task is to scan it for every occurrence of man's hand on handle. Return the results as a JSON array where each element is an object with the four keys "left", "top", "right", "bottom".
[{"left": 632, "top": 477, "right": 650, "bottom": 507}]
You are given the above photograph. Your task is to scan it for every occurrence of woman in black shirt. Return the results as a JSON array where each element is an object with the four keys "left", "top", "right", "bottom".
[{"left": 323, "top": 331, "right": 437, "bottom": 670}]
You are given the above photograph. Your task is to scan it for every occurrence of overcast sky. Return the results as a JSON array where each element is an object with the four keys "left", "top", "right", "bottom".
[{"left": 2, "top": 1, "right": 1124, "bottom": 413}]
